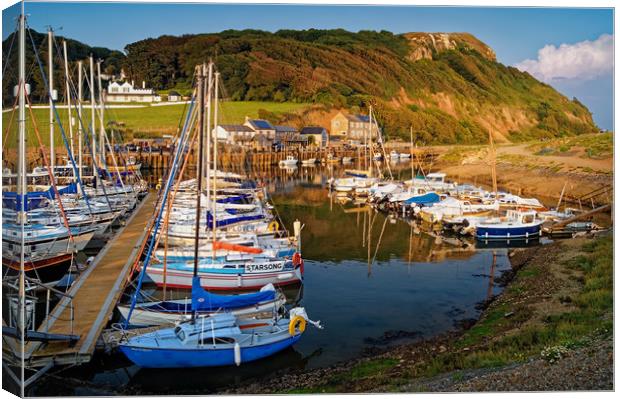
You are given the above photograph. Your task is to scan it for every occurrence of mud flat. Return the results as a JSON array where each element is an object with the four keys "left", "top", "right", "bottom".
[{"left": 431, "top": 138, "right": 613, "bottom": 205}]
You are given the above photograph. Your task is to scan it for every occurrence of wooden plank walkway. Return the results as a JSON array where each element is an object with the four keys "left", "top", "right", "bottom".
[{"left": 24, "top": 193, "right": 155, "bottom": 366}]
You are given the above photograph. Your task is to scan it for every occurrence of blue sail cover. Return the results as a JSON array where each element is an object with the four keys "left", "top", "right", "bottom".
[
  {"left": 205, "top": 211, "right": 264, "bottom": 227},
  {"left": 191, "top": 276, "right": 275, "bottom": 311},
  {"left": 216, "top": 194, "right": 252, "bottom": 204},
  {"left": 2, "top": 183, "right": 78, "bottom": 211},
  {"left": 403, "top": 192, "right": 440, "bottom": 206}
]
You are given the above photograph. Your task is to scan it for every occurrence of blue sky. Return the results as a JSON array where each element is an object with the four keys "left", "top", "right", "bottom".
[{"left": 2, "top": 2, "right": 614, "bottom": 129}]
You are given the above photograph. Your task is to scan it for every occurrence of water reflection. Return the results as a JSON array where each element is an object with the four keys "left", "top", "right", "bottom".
[{"left": 34, "top": 164, "right": 516, "bottom": 395}]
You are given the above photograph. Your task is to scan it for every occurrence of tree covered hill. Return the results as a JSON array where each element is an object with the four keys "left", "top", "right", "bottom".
[
  {"left": 2, "top": 28, "right": 124, "bottom": 105},
  {"left": 3, "top": 29, "right": 598, "bottom": 144}
]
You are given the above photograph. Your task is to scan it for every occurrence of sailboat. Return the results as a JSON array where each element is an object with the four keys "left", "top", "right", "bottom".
[
  {"left": 119, "top": 289, "right": 319, "bottom": 368},
  {"left": 117, "top": 282, "right": 286, "bottom": 326},
  {"left": 332, "top": 105, "right": 381, "bottom": 194},
  {"left": 1, "top": 12, "right": 103, "bottom": 283},
  {"left": 119, "top": 65, "right": 321, "bottom": 368}
]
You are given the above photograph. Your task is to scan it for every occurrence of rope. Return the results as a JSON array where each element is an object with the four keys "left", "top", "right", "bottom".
[
  {"left": 1, "top": 20, "right": 18, "bottom": 77},
  {"left": 2, "top": 83, "right": 21, "bottom": 154},
  {"left": 26, "top": 25, "right": 95, "bottom": 216},
  {"left": 123, "top": 91, "right": 197, "bottom": 328},
  {"left": 127, "top": 101, "right": 199, "bottom": 281},
  {"left": 24, "top": 89, "right": 76, "bottom": 244}
]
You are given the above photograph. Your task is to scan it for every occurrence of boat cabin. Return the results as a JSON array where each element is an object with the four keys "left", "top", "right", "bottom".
[
  {"left": 506, "top": 209, "right": 537, "bottom": 224},
  {"left": 426, "top": 172, "right": 446, "bottom": 184}
]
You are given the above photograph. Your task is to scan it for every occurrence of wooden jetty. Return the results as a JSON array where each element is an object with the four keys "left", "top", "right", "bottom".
[
  {"left": 44, "top": 145, "right": 440, "bottom": 172},
  {"left": 16, "top": 193, "right": 155, "bottom": 368}
]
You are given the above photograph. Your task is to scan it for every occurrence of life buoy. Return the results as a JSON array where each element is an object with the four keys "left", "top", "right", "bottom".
[
  {"left": 288, "top": 315, "right": 306, "bottom": 336},
  {"left": 292, "top": 252, "right": 302, "bottom": 267},
  {"left": 268, "top": 221, "right": 280, "bottom": 232}
]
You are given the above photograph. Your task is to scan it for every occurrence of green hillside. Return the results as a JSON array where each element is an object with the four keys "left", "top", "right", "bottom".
[
  {"left": 120, "top": 29, "right": 598, "bottom": 143},
  {"left": 3, "top": 29, "right": 599, "bottom": 144}
]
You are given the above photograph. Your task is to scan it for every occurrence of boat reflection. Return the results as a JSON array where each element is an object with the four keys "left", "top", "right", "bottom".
[{"left": 126, "top": 345, "right": 307, "bottom": 394}]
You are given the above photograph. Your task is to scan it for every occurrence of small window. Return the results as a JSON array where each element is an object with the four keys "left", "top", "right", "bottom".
[{"left": 174, "top": 326, "right": 185, "bottom": 341}]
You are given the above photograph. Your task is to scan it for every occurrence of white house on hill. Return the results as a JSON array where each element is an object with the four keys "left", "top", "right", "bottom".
[
  {"left": 105, "top": 80, "right": 161, "bottom": 103},
  {"left": 214, "top": 124, "right": 255, "bottom": 144}
]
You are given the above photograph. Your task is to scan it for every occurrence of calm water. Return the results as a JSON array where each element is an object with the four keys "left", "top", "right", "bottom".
[{"left": 29, "top": 164, "right": 518, "bottom": 396}]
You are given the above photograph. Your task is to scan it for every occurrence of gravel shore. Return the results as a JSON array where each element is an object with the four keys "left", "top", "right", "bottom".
[{"left": 222, "top": 235, "right": 613, "bottom": 394}]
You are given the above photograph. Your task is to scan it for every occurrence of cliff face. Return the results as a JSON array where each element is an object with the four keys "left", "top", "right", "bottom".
[{"left": 404, "top": 32, "right": 496, "bottom": 62}]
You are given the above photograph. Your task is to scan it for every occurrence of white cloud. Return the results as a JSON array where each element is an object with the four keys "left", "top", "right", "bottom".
[{"left": 515, "top": 34, "right": 613, "bottom": 82}]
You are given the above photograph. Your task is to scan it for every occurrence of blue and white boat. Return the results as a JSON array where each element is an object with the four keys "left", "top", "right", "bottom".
[
  {"left": 475, "top": 210, "right": 543, "bottom": 240},
  {"left": 117, "top": 281, "right": 286, "bottom": 326},
  {"left": 119, "top": 308, "right": 318, "bottom": 368},
  {"left": 119, "top": 275, "right": 321, "bottom": 368}
]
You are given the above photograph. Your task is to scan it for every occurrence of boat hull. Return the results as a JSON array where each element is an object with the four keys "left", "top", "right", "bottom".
[
  {"left": 476, "top": 224, "right": 542, "bottom": 240},
  {"left": 119, "top": 334, "right": 301, "bottom": 368},
  {"left": 2, "top": 253, "right": 73, "bottom": 283},
  {"left": 145, "top": 266, "right": 303, "bottom": 290}
]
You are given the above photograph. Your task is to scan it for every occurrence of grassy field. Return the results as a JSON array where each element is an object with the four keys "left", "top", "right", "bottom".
[{"left": 2, "top": 101, "right": 311, "bottom": 148}]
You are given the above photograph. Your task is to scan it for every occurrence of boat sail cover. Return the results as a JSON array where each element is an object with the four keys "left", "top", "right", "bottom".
[
  {"left": 191, "top": 276, "right": 276, "bottom": 311},
  {"left": 2, "top": 183, "right": 78, "bottom": 211},
  {"left": 205, "top": 211, "right": 265, "bottom": 227},
  {"left": 216, "top": 194, "right": 252, "bottom": 204},
  {"left": 403, "top": 192, "right": 441, "bottom": 205}
]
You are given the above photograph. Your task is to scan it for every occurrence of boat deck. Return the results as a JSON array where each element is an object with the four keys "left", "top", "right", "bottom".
[{"left": 22, "top": 193, "right": 155, "bottom": 367}]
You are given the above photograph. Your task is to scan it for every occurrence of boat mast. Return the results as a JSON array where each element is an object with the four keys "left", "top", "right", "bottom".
[
  {"left": 410, "top": 125, "right": 414, "bottom": 180},
  {"left": 488, "top": 130, "right": 497, "bottom": 197},
  {"left": 192, "top": 66, "right": 206, "bottom": 322},
  {"left": 212, "top": 71, "right": 219, "bottom": 258},
  {"left": 48, "top": 27, "right": 55, "bottom": 175},
  {"left": 204, "top": 62, "right": 213, "bottom": 190},
  {"left": 89, "top": 55, "right": 97, "bottom": 182},
  {"left": 368, "top": 104, "right": 373, "bottom": 177},
  {"left": 97, "top": 60, "right": 105, "bottom": 166},
  {"left": 77, "top": 60, "right": 83, "bottom": 180},
  {"left": 62, "top": 40, "right": 74, "bottom": 165},
  {"left": 17, "top": 3, "right": 27, "bottom": 395},
  {"left": 364, "top": 111, "right": 368, "bottom": 171}
]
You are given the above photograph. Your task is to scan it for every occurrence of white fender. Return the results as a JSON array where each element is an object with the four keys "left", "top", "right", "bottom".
[{"left": 234, "top": 342, "right": 241, "bottom": 366}]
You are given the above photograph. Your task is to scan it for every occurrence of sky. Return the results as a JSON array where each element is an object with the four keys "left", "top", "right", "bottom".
[{"left": 2, "top": 1, "right": 614, "bottom": 129}]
